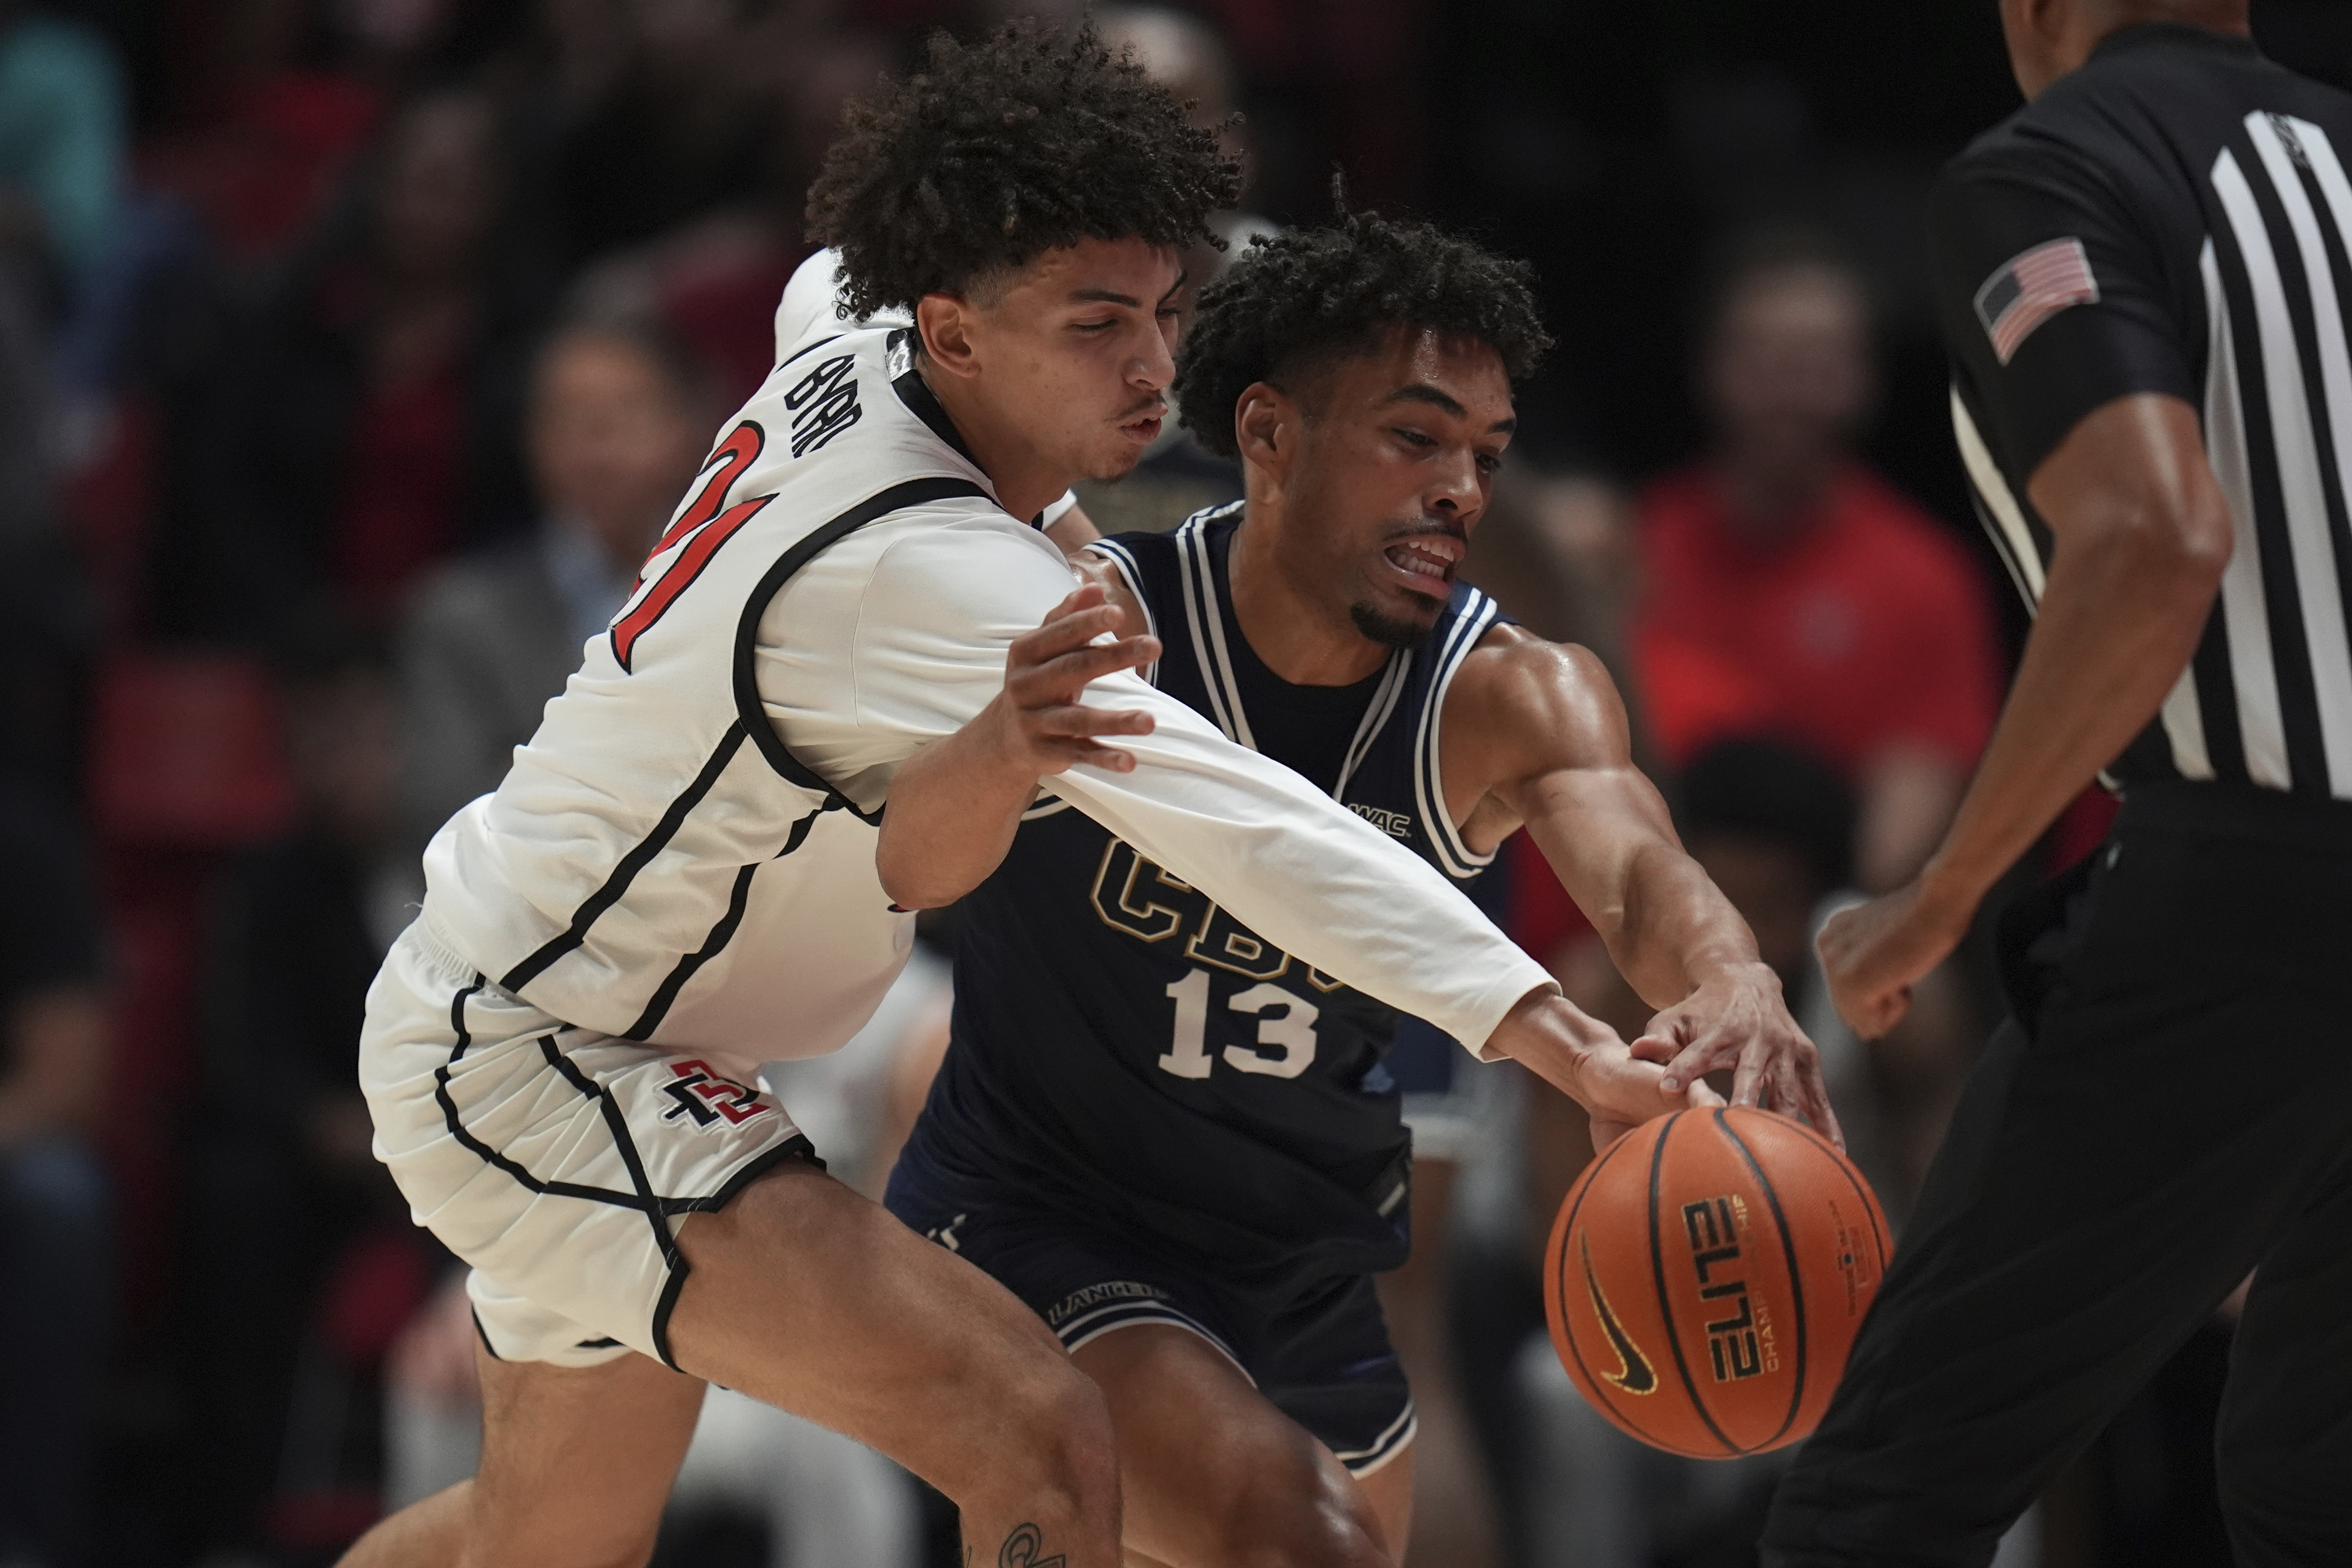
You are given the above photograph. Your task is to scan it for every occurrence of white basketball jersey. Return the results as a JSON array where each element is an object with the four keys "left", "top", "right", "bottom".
[
  {"left": 418, "top": 260, "right": 1552, "bottom": 1078},
  {"left": 419, "top": 313, "right": 997, "bottom": 1071}
]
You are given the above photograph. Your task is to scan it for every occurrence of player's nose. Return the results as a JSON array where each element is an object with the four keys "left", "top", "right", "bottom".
[{"left": 1132, "top": 322, "right": 1175, "bottom": 390}]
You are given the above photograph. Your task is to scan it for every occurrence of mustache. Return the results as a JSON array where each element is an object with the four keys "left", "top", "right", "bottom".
[{"left": 1380, "top": 515, "right": 1468, "bottom": 544}]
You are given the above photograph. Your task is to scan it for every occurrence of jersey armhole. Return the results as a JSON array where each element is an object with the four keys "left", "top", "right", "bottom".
[
  {"left": 1084, "top": 538, "right": 1162, "bottom": 688},
  {"left": 1415, "top": 591, "right": 1504, "bottom": 880}
]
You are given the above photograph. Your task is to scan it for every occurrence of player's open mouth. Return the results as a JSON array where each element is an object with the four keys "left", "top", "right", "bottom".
[
  {"left": 1383, "top": 534, "right": 1463, "bottom": 594},
  {"left": 1123, "top": 414, "right": 1163, "bottom": 443}
]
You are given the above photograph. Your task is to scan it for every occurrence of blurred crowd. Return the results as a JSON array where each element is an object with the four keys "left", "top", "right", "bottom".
[{"left": 5, "top": 1, "right": 2340, "bottom": 1566}]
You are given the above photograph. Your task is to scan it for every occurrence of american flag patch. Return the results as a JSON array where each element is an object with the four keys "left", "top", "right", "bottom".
[{"left": 1973, "top": 238, "right": 2100, "bottom": 365}]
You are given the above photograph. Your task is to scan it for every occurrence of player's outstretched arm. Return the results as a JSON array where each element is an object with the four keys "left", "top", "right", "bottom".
[
  {"left": 1484, "top": 986, "right": 1723, "bottom": 1152},
  {"left": 1817, "top": 392, "right": 2230, "bottom": 1039},
  {"left": 1448, "top": 631, "right": 1840, "bottom": 1141},
  {"left": 876, "top": 583, "right": 1159, "bottom": 910}
]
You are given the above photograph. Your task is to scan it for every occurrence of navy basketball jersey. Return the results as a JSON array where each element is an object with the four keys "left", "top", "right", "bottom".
[{"left": 893, "top": 504, "right": 1507, "bottom": 1294}]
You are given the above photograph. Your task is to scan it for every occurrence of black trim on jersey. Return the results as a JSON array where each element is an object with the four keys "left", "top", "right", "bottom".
[
  {"left": 621, "top": 806, "right": 821, "bottom": 1040},
  {"left": 777, "top": 333, "right": 844, "bottom": 376},
  {"left": 500, "top": 724, "right": 753, "bottom": 993},
  {"left": 888, "top": 330, "right": 982, "bottom": 467},
  {"left": 624, "top": 861, "right": 761, "bottom": 1040},
  {"left": 2208, "top": 156, "right": 2333, "bottom": 795},
  {"left": 729, "top": 475, "right": 992, "bottom": 818}
]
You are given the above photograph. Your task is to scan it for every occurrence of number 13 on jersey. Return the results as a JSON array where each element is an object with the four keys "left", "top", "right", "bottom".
[{"left": 1158, "top": 969, "right": 1321, "bottom": 1081}]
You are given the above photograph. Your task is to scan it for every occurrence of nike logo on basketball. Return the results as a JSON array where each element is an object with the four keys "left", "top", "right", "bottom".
[{"left": 1582, "top": 1234, "right": 1658, "bottom": 1395}]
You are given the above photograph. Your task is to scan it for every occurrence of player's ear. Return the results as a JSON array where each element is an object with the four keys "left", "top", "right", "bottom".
[
  {"left": 1235, "top": 382, "right": 1293, "bottom": 476},
  {"left": 916, "top": 293, "right": 982, "bottom": 380}
]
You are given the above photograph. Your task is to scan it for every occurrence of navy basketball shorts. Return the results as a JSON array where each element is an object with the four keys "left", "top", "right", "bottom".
[{"left": 887, "top": 1172, "right": 1415, "bottom": 1478}]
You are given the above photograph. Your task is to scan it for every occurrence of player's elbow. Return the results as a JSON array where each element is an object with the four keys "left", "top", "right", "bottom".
[
  {"left": 2106, "top": 488, "right": 2232, "bottom": 607},
  {"left": 875, "top": 845, "right": 974, "bottom": 911}
]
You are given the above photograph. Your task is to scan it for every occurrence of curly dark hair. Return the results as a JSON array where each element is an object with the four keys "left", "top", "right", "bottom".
[
  {"left": 805, "top": 19, "right": 1241, "bottom": 322},
  {"left": 1174, "top": 208, "right": 1553, "bottom": 459}
]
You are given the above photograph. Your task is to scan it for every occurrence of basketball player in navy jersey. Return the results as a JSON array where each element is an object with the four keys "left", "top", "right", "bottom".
[{"left": 879, "top": 213, "right": 1837, "bottom": 1566}]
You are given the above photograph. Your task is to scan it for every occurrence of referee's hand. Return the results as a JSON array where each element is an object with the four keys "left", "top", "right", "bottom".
[{"left": 1816, "top": 878, "right": 1971, "bottom": 1041}]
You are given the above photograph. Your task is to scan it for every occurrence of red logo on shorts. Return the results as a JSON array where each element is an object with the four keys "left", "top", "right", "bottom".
[{"left": 659, "top": 1060, "right": 773, "bottom": 1128}]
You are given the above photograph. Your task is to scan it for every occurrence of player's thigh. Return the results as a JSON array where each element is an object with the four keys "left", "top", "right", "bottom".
[
  {"left": 663, "top": 1159, "right": 1110, "bottom": 1506},
  {"left": 462, "top": 1343, "right": 706, "bottom": 1568},
  {"left": 1073, "top": 1323, "right": 1391, "bottom": 1568}
]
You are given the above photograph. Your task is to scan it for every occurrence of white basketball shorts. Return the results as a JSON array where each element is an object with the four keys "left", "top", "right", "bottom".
[{"left": 361, "top": 920, "right": 816, "bottom": 1368}]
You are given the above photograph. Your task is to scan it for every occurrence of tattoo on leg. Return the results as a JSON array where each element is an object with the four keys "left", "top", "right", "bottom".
[{"left": 999, "top": 1523, "right": 1066, "bottom": 1568}]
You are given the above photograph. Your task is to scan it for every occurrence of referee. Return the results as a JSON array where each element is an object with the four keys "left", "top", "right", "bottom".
[{"left": 1756, "top": 3, "right": 2352, "bottom": 1565}]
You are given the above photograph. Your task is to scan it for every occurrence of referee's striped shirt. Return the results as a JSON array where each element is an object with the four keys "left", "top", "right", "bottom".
[{"left": 1932, "top": 22, "right": 2352, "bottom": 798}]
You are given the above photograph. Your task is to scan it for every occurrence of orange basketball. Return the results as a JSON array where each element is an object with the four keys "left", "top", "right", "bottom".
[{"left": 1543, "top": 1106, "right": 1890, "bottom": 1458}]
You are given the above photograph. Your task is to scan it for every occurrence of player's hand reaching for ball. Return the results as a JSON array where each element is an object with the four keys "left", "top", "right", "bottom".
[
  {"left": 1635, "top": 960, "right": 1843, "bottom": 1149},
  {"left": 1489, "top": 987, "right": 1724, "bottom": 1151},
  {"left": 987, "top": 582, "right": 1161, "bottom": 776},
  {"left": 1816, "top": 875, "right": 1972, "bottom": 1042}
]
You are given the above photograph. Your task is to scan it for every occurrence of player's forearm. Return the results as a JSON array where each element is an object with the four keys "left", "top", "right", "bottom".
[
  {"left": 1921, "top": 495, "right": 2226, "bottom": 920},
  {"left": 1049, "top": 704, "right": 1554, "bottom": 1053},
  {"left": 876, "top": 710, "right": 1037, "bottom": 908},
  {"left": 1610, "top": 841, "right": 1766, "bottom": 1006},
  {"left": 1519, "top": 771, "right": 1758, "bottom": 1008}
]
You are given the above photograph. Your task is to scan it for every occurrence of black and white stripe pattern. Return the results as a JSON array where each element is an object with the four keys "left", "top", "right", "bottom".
[{"left": 1965, "top": 109, "right": 2352, "bottom": 798}]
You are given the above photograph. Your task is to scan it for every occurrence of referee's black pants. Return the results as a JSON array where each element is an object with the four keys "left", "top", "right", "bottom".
[{"left": 1762, "top": 782, "right": 2352, "bottom": 1568}]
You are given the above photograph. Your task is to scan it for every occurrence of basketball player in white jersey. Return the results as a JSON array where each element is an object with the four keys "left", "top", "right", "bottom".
[{"left": 340, "top": 23, "right": 1749, "bottom": 1568}]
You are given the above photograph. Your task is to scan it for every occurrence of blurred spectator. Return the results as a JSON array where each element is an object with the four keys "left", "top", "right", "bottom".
[
  {"left": 0, "top": 0, "right": 126, "bottom": 287},
  {"left": 522, "top": 0, "right": 776, "bottom": 277},
  {"left": 567, "top": 22, "right": 890, "bottom": 409},
  {"left": 183, "top": 631, "right": 441, "bottom": 1557},
  {"left": 0, "top": 778, "right": 110, "bottom": 1568},
  {"left": 166, "top": 86, "right": 539, "bottom": 646},
  {"left": 1631, "top": 228, "right": 2002, "bottom": 894},
  {"left": 395, "top": 315, "right": 709, "bottom": 856},
  {"left": 134, "top": 0, "right": 446, "bottom": 269}
]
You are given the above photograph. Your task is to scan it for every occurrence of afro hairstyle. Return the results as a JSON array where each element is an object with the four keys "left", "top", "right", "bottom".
[
  {"left": 805, "top": 18, "right": 1241, "bottom": 323},
  {"left": 1173, "top": 205, "right": 1553, "bottom": 460}
]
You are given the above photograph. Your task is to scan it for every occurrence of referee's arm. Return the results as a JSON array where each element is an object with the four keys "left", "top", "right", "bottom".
[
  {"left": 1816, "top": 159, "right": 2232, "bottom": 1039},
  {"left": 1819, "top": 395, "right": 2230, "bottom": 1037}
]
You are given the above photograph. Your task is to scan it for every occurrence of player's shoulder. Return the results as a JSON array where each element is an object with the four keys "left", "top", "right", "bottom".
[
  {"left": 1454, "top": 621, "right": 1617, "bottom": 725},
  {"left": 1085, "top": 523, "right": 1183, "bottom": 582},
  {"left": 1442, "top": 622, "right": 1630, "bottom": 786},
  {"left": 856, "top": 503, "right": 1073, "bottom": 615}
]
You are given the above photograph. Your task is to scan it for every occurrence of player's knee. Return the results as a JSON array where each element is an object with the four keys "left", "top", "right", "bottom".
[
  {"left": 1207, "top": 1455, "right": 1390, "bottom": 1568},
  {"left": 966, "top": 1355, "right": 1120, "bottom": 1513}
]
